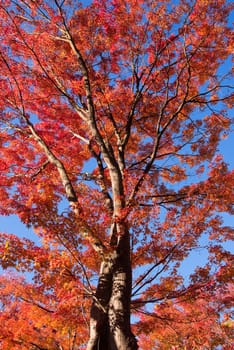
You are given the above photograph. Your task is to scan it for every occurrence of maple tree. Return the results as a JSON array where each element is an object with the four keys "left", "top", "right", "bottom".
[{"left": 0, "top": 0, "right": 233, "bottom": 349}]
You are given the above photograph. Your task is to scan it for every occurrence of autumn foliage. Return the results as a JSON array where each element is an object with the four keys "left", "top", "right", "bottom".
[{"left": 0, "top": 0, "right": 233, "bottom": 349}]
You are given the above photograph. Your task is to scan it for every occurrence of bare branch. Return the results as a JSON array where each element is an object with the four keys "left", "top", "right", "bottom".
[{"left": 132, "top": 245, "right": 178, "bottom": 296}]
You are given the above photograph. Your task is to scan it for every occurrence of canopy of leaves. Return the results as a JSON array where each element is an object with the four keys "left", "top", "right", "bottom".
[{"left": 0, "top": 0, "right": 233, "bottom": 349}]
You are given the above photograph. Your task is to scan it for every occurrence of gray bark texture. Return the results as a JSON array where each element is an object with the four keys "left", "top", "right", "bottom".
[{"left": 86, "top": 228, "right": 138, "bottom": 350}]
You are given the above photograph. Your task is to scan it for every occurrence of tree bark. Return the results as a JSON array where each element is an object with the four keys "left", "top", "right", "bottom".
[
  {"left": 86, "top": 259, "right": 113, "bottom": 350},
  {"left": 87, "top": 226, "right": 138, "bottom": 350}
]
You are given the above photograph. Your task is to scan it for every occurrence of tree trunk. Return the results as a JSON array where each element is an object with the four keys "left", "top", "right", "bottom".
[{"left": 87, "top": 227, "right": 138, "bottom": 350}]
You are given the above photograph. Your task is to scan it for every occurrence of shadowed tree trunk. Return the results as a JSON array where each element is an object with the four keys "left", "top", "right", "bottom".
[{"left": 87, "top": 226, "right": 138, "bottom": 350}]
